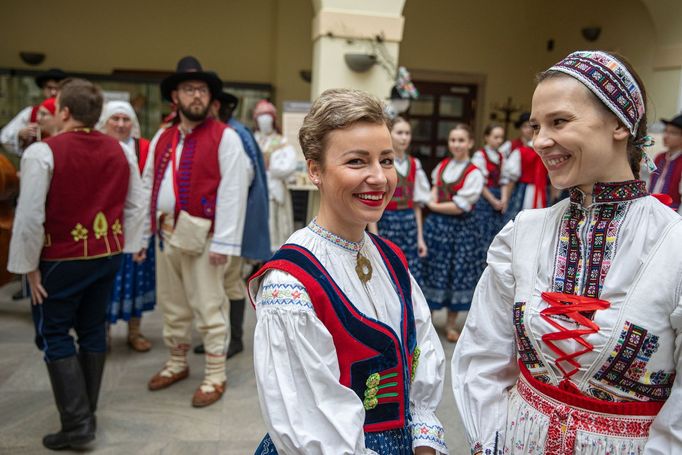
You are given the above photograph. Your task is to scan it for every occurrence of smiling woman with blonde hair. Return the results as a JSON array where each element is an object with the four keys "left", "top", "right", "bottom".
[
  {"left": 249, "top": 88, "right": 447, "bottom": 455},
  {"left": 452, "top": 51, "right": 682, "bottom": 454}
]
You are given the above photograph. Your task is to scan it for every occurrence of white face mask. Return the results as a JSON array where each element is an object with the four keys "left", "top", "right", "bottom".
[{"left": 257, "top": 114, "right": 274, "bottom": 135}]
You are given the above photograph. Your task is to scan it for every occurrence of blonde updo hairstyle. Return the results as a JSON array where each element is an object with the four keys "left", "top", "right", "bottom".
[{"left": 298, "top": 88, "right": 391, "bottom": 166}]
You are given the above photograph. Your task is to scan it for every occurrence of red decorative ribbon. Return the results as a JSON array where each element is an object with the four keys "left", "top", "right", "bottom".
[{"left": 540, "top": 292, "right": 610, "bottom": 391}]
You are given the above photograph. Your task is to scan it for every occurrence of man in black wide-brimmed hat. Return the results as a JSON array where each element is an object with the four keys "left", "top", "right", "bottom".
[
  {"left": 1, "top": 68, "right": 67, "bottom": 155},
  {"left": 143, "top": 56, "right": 250, "bottom": 408},
  {"left": 649, "top": 114, "right": 682, "bottom": 214}
]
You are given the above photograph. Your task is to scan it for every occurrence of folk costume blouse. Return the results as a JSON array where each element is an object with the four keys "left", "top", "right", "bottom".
[
  {"left": 472, "top": 146, "right": 520, "bottom": 187},
  {"left": 394, "top": 155, "right": 431, "bottom": 206},
  {"left": 250, "top": 221, "right": 448, "bottom": 454},
  {"left": 452, "top": 180, "right": 682, "bottom": 454},
  {"left": 430, "top": 159, "right": 484, "bottom": 212}
]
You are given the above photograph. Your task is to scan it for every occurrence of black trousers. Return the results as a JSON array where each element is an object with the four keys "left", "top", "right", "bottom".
[{"left": 31, "top": 255, "right": 123, "bottom": 362}]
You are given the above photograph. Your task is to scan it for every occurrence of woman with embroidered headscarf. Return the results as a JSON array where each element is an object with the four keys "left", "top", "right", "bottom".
[
  {"left": 452, "top": 51, "right": 682, "bottom": 454},
  {"left": 253, "top": 99, "right": 298, "bottom": 252},
  {"left": 97, "top": 101, "right": 156, "bottom": 352}
]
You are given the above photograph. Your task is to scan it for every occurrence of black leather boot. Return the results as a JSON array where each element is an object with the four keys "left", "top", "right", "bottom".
[
  {"left": 79, "top": 351, "right": 106, "bottom": 430},
  {"left": 43, "top": 356, "right": 95, "bottom": 450},
  {"left": 227, "top": 299, "right": 245, "bottom": 359}
]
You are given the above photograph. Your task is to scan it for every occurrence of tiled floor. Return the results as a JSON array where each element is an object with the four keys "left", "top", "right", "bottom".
[{"left": 0, "top": 280, "right": 468, "bottom": 454}]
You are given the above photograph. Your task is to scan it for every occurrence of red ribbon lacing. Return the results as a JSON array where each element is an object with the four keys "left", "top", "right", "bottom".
[{"left": 540, "top": 292, "right": 610, "bottom": 394}]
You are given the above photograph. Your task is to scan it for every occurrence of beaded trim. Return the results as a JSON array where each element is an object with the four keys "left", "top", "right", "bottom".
[
  {"left": 549, "top": 51, "right": 644, "bottom": 135},
  {"left": 307, "top": 219, "right": 363, "bottom": 253},
  {"left": 569, "top": 180, "right": 648, "bottom": 205}
]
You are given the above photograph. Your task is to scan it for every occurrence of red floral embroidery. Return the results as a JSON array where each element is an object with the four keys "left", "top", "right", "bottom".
[{"left": 517, "top": 377, "right": 655, "bottom": 454}]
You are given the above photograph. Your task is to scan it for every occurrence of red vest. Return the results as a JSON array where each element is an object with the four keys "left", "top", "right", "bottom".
[
  {"left": 512, "top": 139, "right": 549, "bottom": 208},
  {"left": 650, "top": 152, "right": 682, "bottom": 210},
  {"left": 250, "top": 235, "right": 418, "bottom": 433},
  {"left": 435, "top": 158, "right": 479, "bottom": 203},
  {"left": 150, "top": 119, "right": 226, "bottom": 232},
  {"left": 41, "top": 130, "right": 129, "bottom": 261},
  {"left": 134, "top": 137, "right": 150, "bottom": 174},
  {"left": 386, "top": 156, "right": 416, "bottom": 211},
  {"left": 479, "top": 148, "right": 504, "bottom": 188}
]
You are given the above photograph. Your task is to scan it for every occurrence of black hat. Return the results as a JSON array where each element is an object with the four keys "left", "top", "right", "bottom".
[
  {"left": 35, "top": 68, "right": 67, "bottom": 88},
  {"left": 160, "top": 56, "right": 223, "bottom": 102},
  {"left": 661, "top": 114, "right": 682, "bottom": 131},
  {"left": 514, "top": 112, "right": 531, "bottom": 129},
  {"left": 214, "top": 89, "right": 239, "bottom": 111}
]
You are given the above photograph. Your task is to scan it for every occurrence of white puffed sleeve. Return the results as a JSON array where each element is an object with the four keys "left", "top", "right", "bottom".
[
  {"left": 451, "top": 221, "right": 519, "bottom": 454},
  {"left": 0, "top": 106, "right": 31, "bottom": 156},
  {"left": 409, "top": 274, "right": 449, "bottom": 454},
  {"left": 452, "top": 168, "right": 484, "bottom": 213},
  {"left": 500, "top": 148, "right": 521, "bottom": 185},
  {"left": 643, "top": 291, "right": 682, "bottom": 454},
  {"left": 471, "top": 150, "right": 489, "bottom": 178},
  {"left": 268, "top": 144, "right": 298, "bottom": 180},
  {"left": 268, "top": 144, "right": 298, "bottom": 204},
  {"left": 413, "top": 158, "right": 431, "bottom": 205},
  {"left": 253, "top": 269, "right": 378, "bottom": 455}
]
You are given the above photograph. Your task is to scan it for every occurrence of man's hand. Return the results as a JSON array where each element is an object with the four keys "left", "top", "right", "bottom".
[
  {"left": 209, "top": 252, "right": 228, "bottom": 266},
  {"left": 27, "top": 269, "right": 48, "bottom": 305},
  {"left": 132, "top": 248, "right": 147, "bottom": 263},
  {"left": 18, "top": 124, "right": 39, "bottom": 143}
]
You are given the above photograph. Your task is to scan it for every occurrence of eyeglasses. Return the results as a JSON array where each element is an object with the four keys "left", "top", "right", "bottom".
[{"left": 179, "top": 85, "right": 210, "bottom": 96}]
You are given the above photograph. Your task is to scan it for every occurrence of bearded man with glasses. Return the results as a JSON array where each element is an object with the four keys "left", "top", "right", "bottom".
[{"left": 141, "top": 56, "right": 251, "bottom": 407}]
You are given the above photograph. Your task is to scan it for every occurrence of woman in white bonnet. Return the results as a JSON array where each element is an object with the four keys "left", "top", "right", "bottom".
[{"left": 97, "top": 100, "right": 156, "bottom": 352}]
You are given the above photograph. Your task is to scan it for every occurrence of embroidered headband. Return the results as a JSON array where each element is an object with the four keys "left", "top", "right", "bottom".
[{"left": 547, "top": 51, "right": 645, "bottom": 136}]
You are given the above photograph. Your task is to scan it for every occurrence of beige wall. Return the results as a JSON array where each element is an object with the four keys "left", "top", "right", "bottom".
[
  {"left": 0, "top": 0, "right": 313, "bottom": 109},
  {"left": 400, "top": 0, "right": 661, "bottom": 141},
  {"left": 1, "top": 0, "right": 678, "bottom": 131}
]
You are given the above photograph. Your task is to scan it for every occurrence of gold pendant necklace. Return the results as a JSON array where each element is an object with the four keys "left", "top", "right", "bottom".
[{"left": 355, "top": 251, "right": 373, "bottom": 284}]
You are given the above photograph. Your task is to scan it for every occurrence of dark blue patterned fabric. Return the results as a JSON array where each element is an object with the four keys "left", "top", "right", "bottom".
[
  {"left": 254, "top": 427, "right": 413, "bottom": 454},
  {"left": 377, "top": 209, "right": 422, "bottom": 286},
  {"left": 503, "top": 182, "right": 527, "bottom": 225},
  {"left": 474, "top": 186, "right": 504, "bottom": 274},
  {"left": 421, "top": 212, "right": 481, "bottom": 311},
  {"left": 107, "top": 236, "right": 156, "bottom": 323}
]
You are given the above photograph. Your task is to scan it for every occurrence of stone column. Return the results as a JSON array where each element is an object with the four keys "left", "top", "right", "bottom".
[{"left": 310, "top": 0, "right": 407, "bottom": 99}]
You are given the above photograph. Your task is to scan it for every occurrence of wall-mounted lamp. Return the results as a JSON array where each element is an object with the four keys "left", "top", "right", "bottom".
[
  {"left": 344, "top": 53, "right": 378, "bottom": 73},
  {"left": 581, "top": 27, "right": 601, "bottom": 42},
  {"left": 19, "top": 51, "right": 45, "bottom": 66},
  {"left": 388, "top": 86, "right": 411, "bottom": 115}
]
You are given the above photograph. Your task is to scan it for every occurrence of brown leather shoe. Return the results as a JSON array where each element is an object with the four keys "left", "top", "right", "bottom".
[
  {"left": 148, "top": 367, "right": 189, "bottom": 391},
  {"left": 128, "top": 334, "right": 152, "bottom": 352},
  {"left": 191, "top": 381, "right": 225, "bottom": 408}
]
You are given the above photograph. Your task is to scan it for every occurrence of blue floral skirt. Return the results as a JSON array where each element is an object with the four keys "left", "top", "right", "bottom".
[
  {"left": 254, "top": 426, "right": 412, "bottom": 454},
  {"left": 106, "top": 236, "right": 156, "bottom": 323},
  {"left": 474, "top": 186, "right": 505, "bottom": 273},
  {"left": 421, "top": 212, "right": 481, "bottom": 312},
  {"left": 377, "top": 208, "right": 421, "bottom": 285},
  {"left": 503, "top": 182, "right": 527, "bottom": 225}
]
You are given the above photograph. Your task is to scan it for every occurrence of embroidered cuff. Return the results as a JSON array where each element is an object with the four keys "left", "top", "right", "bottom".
[
  {"left": 210, "top": 238, "right": 241, "bottom": 256},
  {"left": 471, "top": 438, "right": 502, "bottom": 454},
  {"left": 411, "top": 409, "right": 448, "bottom": 454}
]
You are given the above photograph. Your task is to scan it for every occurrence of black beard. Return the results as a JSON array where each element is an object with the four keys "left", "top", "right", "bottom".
[{"left": 178, "top": 101, "right": 210, "bottom": 122}]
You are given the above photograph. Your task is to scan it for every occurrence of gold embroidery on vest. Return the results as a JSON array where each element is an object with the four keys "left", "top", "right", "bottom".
[
  {"left": 112, "top": 219, "right": 123, "bottom": 251},
  {"left": 71, "top": 224, "right": 88, "bottom": 241},
  {"left": 44, "top": 233, "right": 52, "bottom": 247},
  {"left": 71, "top": 223, "right": 88, "bottom": 257},
  {"left": 93, "top": 212, "right": 108, "bottom": 239},
  {"left": 112, "top": 219, "right": 122, "bottom": 235}
]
